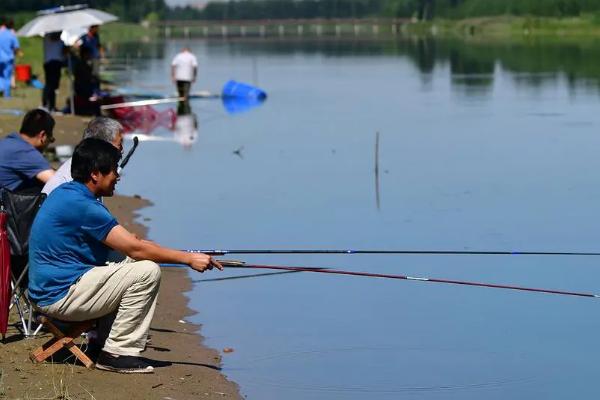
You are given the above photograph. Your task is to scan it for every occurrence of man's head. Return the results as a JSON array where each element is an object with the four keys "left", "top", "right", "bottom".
[
  {"left": 89, "top": 25, "right": 99, "bottom": 35},
  {"left": 72, "top": 138, "right": 121, "bottom": 197},
  {"left": 83, "top": 117, "right": 124, "bottom": 153},
  {"left": 19, "top": 109, "right": 55, "bottom": 150}
]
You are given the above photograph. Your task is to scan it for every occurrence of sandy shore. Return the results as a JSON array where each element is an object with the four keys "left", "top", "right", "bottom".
[{"left": 0, "top": 107, "right": 241, "bottom": 399}]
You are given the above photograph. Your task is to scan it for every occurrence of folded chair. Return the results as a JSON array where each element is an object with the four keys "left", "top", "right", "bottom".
[
  {"left": 29, "top": 316, "right": 95, "bottom": 369},
  {"left": 1, "top": 188, "right": 46, "bottom": 337}
]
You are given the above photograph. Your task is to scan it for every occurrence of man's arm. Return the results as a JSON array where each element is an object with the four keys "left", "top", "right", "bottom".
[
  {"left": 36, "top": 169, "right": 55, "bottom": 183},
  {"left": 103, "top": 225, "right": 222, "bottom": 272}
]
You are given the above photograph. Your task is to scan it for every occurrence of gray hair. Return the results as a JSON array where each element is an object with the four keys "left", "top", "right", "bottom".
[{"left": 82, "top": 117, "right": 123, "bottom": 142}]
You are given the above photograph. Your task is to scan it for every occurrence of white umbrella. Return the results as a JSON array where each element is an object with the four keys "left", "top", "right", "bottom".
[{"left": 17, "top": 5, "right": 118, "bottom": 37}]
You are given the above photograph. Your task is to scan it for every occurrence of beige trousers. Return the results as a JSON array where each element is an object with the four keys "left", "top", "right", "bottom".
[{"left": 38, "top": 258, "right": 161, "bottom": 356}]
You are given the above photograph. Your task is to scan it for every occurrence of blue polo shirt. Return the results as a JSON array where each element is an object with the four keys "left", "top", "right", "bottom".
[
  {"left": 79, "top": 33, "right": 100, "bottom": 59},
  {"left": 28, "top": 181, "right": 118, "bottom": 306},
  {"left": 0, "top": 28, "right": 19, "bottom": 62},
  {"left": 0, "top": 133, "right": 51, "bottom": 191}
]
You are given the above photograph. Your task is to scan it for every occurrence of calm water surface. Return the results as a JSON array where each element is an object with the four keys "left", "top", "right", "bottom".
[{"left": 112, "top": 37, "right": 600, "bottom": 399}]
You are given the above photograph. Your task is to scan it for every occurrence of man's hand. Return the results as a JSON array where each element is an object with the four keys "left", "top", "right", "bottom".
[
  {"left": 187, "top": 252, "right": 223, "bottom": 273},
  {"left": 104, "top": 225, "right": 224, "bottom": 272}
]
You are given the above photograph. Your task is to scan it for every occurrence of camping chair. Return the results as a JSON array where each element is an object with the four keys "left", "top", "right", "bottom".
[
  {"left": 1, "top": 188, "right": 46, "bottom": 337},
  {"left": 29, "top": 316, "right": 95, "bottom": 369}
]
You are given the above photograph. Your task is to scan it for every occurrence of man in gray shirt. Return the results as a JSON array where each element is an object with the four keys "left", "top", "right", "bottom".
[{"left": 42, "top": 117, "right": 123, "bottom": 195}]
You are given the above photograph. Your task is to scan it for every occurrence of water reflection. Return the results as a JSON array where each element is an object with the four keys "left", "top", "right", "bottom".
[
  {"left": 194, "top": 37, "right": 600, "bottom": 95},
  {"left": 175, "top": 101, "right": 199, "bottom": 148},
  {"left": 115, "top": 105, "right": 176, "bottom": 134}
]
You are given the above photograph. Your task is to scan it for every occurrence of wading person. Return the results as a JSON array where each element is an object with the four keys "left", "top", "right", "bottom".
[
  {"left": 43, "top": 116, "right": 123, "bottom": 195},
  {"left": 28, "top": 138, "right": 222, "bottom": 374},
  {"left": 0, "top": 109, "right": 55, "bottom": 193},
  {"left": 171, "top": 47, "right": 197, "bottom": 100}
]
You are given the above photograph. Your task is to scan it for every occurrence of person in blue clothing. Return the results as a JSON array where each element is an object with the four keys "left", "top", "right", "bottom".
[
  {"left": 0, "top": 17, "right": 20, "bottom": 98},
  {"left": 77, "top": 25, "right": 103, "bottom": 76},
  {"left": 0, "top": 109, "right": 56, "bottom": 193},
  {"left": 29, "top": 138, "right": 223, "bottom": 373}
]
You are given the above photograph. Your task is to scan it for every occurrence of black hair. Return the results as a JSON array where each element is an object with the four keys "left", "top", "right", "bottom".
[
  {"left": 19, "top": 109, "right": 55, "bottom": 138},
  {"left": 71, "top": 138, "right": 121, "bottom": 183}
]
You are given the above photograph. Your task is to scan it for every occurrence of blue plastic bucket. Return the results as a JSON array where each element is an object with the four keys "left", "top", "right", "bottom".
[
  {"left": 221, "top": 80, "right": 267, "bottom": 100},
  {"left": 222, "top": 96, "right": 265, "bottom": 114}
]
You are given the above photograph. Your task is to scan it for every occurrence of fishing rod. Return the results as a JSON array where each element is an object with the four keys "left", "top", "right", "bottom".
[
  {"left": 101, "top": 91, "right": 221, "bottom": 110},
  {"left": 118, "top": 136, "right": 139, "bottom": 173},
  {"left": 187, "top": 249, "right": 600, "bottom": 257},
  {"left": 214, "top": 261, "right": 600, "bottom": 299},
  {"left": 101, "top": 97, "right": 186, "bottom": 110}
]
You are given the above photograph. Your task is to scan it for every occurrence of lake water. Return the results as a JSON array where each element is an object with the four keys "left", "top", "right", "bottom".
[{"left": 112, "top": 37, "right": 600, "bottom": 399}]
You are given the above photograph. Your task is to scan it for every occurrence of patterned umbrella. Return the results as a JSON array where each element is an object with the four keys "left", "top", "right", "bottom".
[{"left": 0, "top": 210, "right": 11, "bottom": 338}]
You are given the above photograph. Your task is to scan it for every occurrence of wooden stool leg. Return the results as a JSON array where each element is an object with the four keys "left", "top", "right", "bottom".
[
  {"left": 65, "top": 341, "right": 95, "bottom": 369},
  {"left": 29, "top": 318, "right": 96, "bottom": 369}
]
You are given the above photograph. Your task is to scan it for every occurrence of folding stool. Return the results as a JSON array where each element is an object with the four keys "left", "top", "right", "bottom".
[{"left": 29, "top": 316, "right": 95, "bottom": 369}]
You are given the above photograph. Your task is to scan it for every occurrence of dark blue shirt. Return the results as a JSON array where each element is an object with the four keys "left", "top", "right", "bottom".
[
  {"left": 0, "top": 133, "right": 51, "bottom": 191},
  {"left": 28, "top": 181, "right": 118, "bottom": 306},
  {"left": 79, "top": 33, "right": 100, "bottom": 59}
]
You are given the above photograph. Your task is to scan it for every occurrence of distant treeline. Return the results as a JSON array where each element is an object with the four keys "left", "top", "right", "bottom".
[
  {"left": 5, "top": 0, "right": 600, "bottom": 23},
  {"left": 172, "top": 0, "right": 600, "bottom": 21},
  {"left": 0, "top": 0, "right": 168, "bottom": 22}
]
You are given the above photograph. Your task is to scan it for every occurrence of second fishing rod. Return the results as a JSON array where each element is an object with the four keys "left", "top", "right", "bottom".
[{"left": 185, "top": 248, "right": 600, "bottom": 257}]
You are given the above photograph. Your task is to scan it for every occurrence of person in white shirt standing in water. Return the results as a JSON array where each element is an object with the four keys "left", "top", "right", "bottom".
[{"left": 171, "top": 47, "right": 198, "bottom": 100}]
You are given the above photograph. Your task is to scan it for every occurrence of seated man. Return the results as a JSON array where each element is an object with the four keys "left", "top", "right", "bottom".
[
  {"left": 0, "top": 109, "right": 55, "bottom": 193},
  {"left": 43, "top": 116, "right": 123, "bottom": 195},
  {"left": 28, "top": 138, "right": 222, "bottom": 374}
]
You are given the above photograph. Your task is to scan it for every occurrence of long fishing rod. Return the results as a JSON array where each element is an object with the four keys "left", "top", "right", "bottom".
[
  {"left": 187, "top": 249, "right": 600, "bottom": 257},
  {"left": 215, "top": 261, "right": 600, "bottom": 299},
  {"left": 101, "top": 97, "right": 185, "bottom": 110}
]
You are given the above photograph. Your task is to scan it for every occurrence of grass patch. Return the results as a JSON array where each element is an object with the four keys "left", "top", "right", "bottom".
[{"left": 101, "top": 22, "right": 158, "bottom": 43}]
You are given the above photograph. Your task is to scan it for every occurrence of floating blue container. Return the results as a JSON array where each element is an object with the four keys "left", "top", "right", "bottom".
[
  {"left": 222, "top": 96, "right": 265, "bottom": 114},
  {"left": 221, "top": 80, "right": 267, "bottom": 100}
]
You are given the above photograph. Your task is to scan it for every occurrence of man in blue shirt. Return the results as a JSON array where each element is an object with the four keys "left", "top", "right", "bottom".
[
  {"left": 0, "top": 109, "right": 56, "bottom": 193},
  {"left": 29, "top": 138, "right": 223, "bottom": 373},
  {"left": 0, "top": 17, "right": 20, "bottom": 97},
  {"left": 77, "top": 25, "right": 103, "bottom": 78}
]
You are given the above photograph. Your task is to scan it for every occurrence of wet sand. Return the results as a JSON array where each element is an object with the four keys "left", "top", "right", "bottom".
[{"left": 0, "top": 110, "right": 241, "bottom": 399}]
